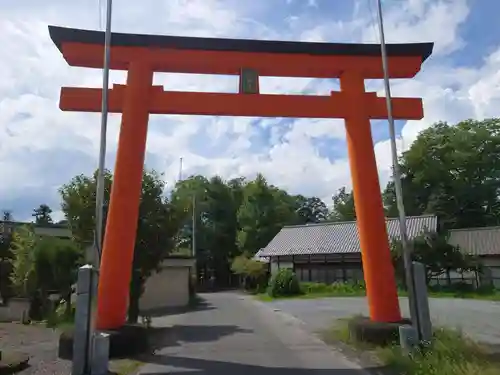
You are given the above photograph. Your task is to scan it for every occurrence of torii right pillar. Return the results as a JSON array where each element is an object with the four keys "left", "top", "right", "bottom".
[{"left": 341, "top": 72, "right": 401, "bottom": 322}]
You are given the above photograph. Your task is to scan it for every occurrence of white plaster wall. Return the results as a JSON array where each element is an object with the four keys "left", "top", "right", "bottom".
[
  {"left": 270, "top": 260, "right": 293, "bottom": 274},
  {"left": 0, "top": 299, "right": 30, "bottom": 322},
  {"left": 139, "top": 267, "right": 190, "bottom": 312}
]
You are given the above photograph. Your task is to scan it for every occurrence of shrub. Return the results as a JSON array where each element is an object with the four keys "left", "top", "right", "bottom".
[
  {"left": 46, "top": 299, "right": 76, "bottom": 328},
  {"left": 267, "top": 269, "right": 301, "bottom": 297},
  {"left": 231, "top": 254, "right": 268, "bottom": 292}
]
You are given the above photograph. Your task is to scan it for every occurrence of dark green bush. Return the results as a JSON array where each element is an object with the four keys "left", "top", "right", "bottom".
[{"left": 267, "top": 269, "right": 301, "bottom": 297}]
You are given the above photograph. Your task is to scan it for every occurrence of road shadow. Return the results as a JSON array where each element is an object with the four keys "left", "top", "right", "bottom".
[
  {"left": 147, "top": 324, "right": 253, "bottom": 350},
  {"left": 137, "top": 354, "right": 390, "bottom": 375},
  {"left": 142, "top": 295, "right": 215, "bottom": 318},
  {"left": 481, "top": 343, "right": 500, "bottom": 363}
]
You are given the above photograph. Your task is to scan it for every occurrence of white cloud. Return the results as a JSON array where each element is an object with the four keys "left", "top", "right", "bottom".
[{"left": 0, "top": 0, "right": 498, "bottom": 219}]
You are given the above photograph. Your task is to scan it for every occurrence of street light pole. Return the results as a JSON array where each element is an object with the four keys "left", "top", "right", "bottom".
[
  {"left": 94, "top": 0, "right": 113, "bottom": 265},
  {"left": 375, "top": 0, "right": 420, "bottom": 331}
]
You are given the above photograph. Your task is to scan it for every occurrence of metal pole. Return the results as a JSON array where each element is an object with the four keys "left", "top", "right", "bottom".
[
  {"left": 375, "top": 0, "right": 420, "bottom": 332},
  {"left": 179, "top": 157, "right": 183, "bottom": 182},
  {"left": 94, "top": 0, "right": 113, "bottom": 265},
  {"left": 192, "top": 194, "right": 196, "bottom": 258}
]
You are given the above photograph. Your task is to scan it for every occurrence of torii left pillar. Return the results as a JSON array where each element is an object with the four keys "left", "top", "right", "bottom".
[{"left": 95, "top": 61, "right": 153, "bottom": 329}]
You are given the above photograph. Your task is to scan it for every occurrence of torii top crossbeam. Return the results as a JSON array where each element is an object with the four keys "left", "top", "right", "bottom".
[
  {"left": 49, "top": 25, "right": 432, "bottom": 76},
  {"left": 49, "top": 26, "right": 432, "bottom": 119}
]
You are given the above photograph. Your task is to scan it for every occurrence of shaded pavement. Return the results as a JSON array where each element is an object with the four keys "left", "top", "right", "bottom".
[{"left": 137, "top": 292, "right": 378, "bottom": 375}]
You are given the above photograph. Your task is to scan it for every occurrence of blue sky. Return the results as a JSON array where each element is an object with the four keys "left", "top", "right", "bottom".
[{"left": 0, "top": 0, "right": 499, "bottom": 222}]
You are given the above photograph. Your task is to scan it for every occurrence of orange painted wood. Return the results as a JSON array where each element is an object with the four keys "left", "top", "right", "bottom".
[
  {"left": 94, "top": 62, "right": 153, "bottom": 330},
  {"left": 54, "top": 30, "right": 430, "bottom": 327},
  {"left": 61, "top": 43, "right": 424, "bottom": 79},
  {"left": 59, "top": 86, "right": 424, "bottom": 120},
  {"left": 340, "top": 72, "right": 402, "bottom": 322}
]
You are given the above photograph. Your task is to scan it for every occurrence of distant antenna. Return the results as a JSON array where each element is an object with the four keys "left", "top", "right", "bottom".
[{"left": 179, "top": 157, "right": 183, "bottom": 181}]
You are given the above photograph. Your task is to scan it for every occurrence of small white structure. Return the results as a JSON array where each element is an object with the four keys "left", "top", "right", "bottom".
[
  {"left": 0, "top": 298, "right": 30, "bottom": 322},
  {"left": 139, "top": 256, "right": 195, "bottom": 313}
]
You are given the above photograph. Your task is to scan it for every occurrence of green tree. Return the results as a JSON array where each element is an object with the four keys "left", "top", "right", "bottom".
[
  {"left": 383, "top": 119, "right": 500, "bottom": 229},
  {"left": 34, "top": 237, "right": 83, "bottom": 316},
  {"left": 59, "top": 169, "right": 179, "bottom": 323},
  {"left": 170, "top": 175, "right": 209, "bottom": 252},
  {"left": 390, "top": 231, "right": 476, "bottom": 285},
  {"left": 59, "top": 170, "right": 113, "bottom": 246},
  {"left": 231, "top": 254, "right": 267, "bottom": 291},
  {"left": 0, "top": 211, "right": 14, "bottom": 302},
  {"left": 2, "top": 210, "right": 13, "bottom": 221},
  {"left": 329, "top": 187, "right": 356, "bottom": 222},
  {"left": 9, "top": 225, "right": 37, "bottom": 297},
  {"left": 237, "top": 174, "right": 296, "bottom": 254},
  {"left": 202, "top": 176, "right": 241, "bottom": 284},
  {"left": 0, "top": 256, "right": 12, "bottom": 302},
  {"left": 171, "top": 175, "right": 243, "bottom": 286},
  {"left": 294, "top": 195, "right": 329, "bottom": 223},
  {"left": 32, "top": 204, "right": 53, "bottom": 225}
]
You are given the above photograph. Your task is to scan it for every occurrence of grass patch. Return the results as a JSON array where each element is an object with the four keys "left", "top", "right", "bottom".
[
  {"left": 255, "top": 281, "right": 500, "bottom": 302},
  {"left": 109, "top": 359, "right": 144, "bottom": 375},
  {"left": 427, "top": 290, "right": 500, "bottom": 301},
  {"left": 324, "top": 317, "right": 500, "bottom": 375},
  {"left": 255, "top": 281, "right": 367, "bottom": 301}
]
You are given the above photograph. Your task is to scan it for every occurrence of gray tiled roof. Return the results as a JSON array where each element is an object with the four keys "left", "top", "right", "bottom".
[
  {"left": 260, "top": 215, "right": 438, "bottom": 257},
  {"left": 0, "top": 221, "right": 71, "bottom": 239},
  {"left": 448, "top": 226, "right": 500, "bottom": 256}
]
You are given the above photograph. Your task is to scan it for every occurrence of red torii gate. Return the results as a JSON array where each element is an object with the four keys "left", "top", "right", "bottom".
[{"left": 49, "top": 25, "right": 433, "bottom": 330}]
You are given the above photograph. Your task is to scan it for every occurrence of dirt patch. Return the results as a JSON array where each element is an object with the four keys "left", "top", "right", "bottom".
[{"left": 0, "top": 322, "right": 70, "bottom": 375}]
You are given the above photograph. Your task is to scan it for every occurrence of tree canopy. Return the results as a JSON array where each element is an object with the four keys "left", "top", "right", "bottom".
[
  {"left": 383, "top": 118, "right": 500, "bottom": 230},
  {"left": 59, "top": 168, "right": 180, "bottom": 322},
  {"left": 32, "top": 204, "right": 53, "bottom": 225}
]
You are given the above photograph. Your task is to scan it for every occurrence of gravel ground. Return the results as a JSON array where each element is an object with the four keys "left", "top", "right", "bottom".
[
  {"left": 267, "top": 297, "right": 500, "bottom": 346},
  {"left": 0, "top": 322, "right": 71, "bottom": 375}
]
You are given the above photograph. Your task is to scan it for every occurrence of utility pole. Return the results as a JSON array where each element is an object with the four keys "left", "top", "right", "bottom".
[
  {"left": 375, "top": 0, "right": 420, "bottom": 332},
  {"left": 94, "top": 0, "right": 113, "bottom": 265},
  {"left": 179, "top": 157, "right": 183, "bottom": 182},
  {"left": 191, "top": 193, "right": 198, "bottom": 288},
  {"left": 191, "top": 194, "right": 196, "bottom": 258}
]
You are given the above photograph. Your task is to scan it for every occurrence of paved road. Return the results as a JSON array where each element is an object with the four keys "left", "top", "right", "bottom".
[
  {"left": 268, "top": 297, "right": 500, "bottom": 345},
  {"left": 137, "top": 292, "right": 375, "bottom": 375}
]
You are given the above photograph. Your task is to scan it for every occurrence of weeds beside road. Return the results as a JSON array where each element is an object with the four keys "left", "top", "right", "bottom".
[{"left": 323, "top": 317, "right": 500, "bottom": 375}]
